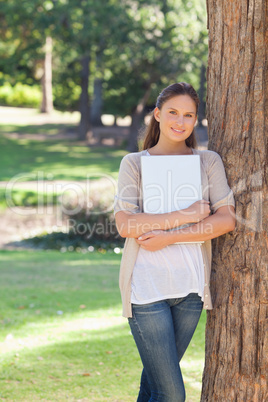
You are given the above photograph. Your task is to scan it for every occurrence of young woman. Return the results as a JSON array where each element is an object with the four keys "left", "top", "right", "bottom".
[{"left": 114, "top": 82, "right": 235, "bottom": 402}]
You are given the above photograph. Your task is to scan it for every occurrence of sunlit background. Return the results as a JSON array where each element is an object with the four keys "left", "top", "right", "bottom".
[{"left": 0, "top": 1, "right": 208, "bottom": 400}]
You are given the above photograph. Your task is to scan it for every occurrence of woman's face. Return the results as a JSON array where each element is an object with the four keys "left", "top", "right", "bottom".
[{"left": 154, "top": 95, "right": 197, "bottom": 145}]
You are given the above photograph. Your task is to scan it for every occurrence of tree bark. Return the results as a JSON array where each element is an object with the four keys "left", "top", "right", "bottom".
[
  {"left": 91, "top": 78, "right": 103, "bottom": 127},
  {"left": 128, "top": 86, "right": 152, "bottom": 152},
  {"left": 78, "top": 54, "right": 91, "bottom": 141},
  {"left": 198, "top": 63, "right": 206, "bottom": 126},
  {"left": 201, "top": 1, "right": 267, "bottom": 401},
  {"left": 41, "top": 36, "right": 53, "bottom": 114}
]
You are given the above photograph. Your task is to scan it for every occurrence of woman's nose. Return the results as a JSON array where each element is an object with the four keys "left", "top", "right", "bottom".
[{"left": 175, "top": 115, "right": 184, "bottom": 126}]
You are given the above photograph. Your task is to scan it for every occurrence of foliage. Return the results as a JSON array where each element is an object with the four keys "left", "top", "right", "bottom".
[
  {"left": 0, "top": 188, "right": 59, "bottom": 210},
  {"left": 16, "top": 228, "right": 124, "bottom": 253},
  {"left": 0, "top": 250, "right": 205, "bottom": 401},
  {"left": 0, "top": 0, "right": 57, "bottom": 80},
  {"left": 12, "top": 206, "right": 124, "bottom": 251},
  {"left": 0, "top": 0, "right": 208, "bottom": 115},
  {"left": 92, "top": 0, "right": 208, "bottom": 116},
  {"left": 0, "top": 82, "right": 42, "bottom": 108}
]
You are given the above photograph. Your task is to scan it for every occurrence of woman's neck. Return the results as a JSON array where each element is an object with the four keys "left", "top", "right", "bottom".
[{"left": 148, "top": 141, "right": 193, "bottom": 156}]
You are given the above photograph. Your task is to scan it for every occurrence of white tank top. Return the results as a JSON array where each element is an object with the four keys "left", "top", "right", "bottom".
[{"left": 131, "top": 152, "right": 205, "bottom": 305}]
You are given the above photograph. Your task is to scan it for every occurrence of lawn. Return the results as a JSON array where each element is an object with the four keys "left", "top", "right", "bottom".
[
  {"left": 0, "top": 106, "right": 126, "bottom": 183},
  {"left": 0, "top": 250, "right": 206, "bottom": 401},
  {"left": 0, "top": 108, "right": 206, "bottom": 400},
  {"left": 0, "top": 123, "right": 77, "bottom": 136},
  {"left": 0, "top": 136, "right": 126, "bottom": 183},
  {"left": 0, "top": 118, "right": 126, "bottom": 212}
]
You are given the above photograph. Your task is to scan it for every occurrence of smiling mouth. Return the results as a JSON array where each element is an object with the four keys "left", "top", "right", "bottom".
[{"left": 172, "top": 128, "right": 185, "bottom": 133}]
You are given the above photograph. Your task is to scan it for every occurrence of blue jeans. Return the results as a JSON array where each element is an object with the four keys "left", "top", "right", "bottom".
[{"left": 128, "top": 293, "right": 203, "bottom": 402}]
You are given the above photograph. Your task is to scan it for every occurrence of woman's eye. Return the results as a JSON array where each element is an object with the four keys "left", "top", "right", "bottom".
[
  {"left": 169, "top": 111, "right": 176, "bottom": 115},
  {"left": 185, "top": 114, "right": 193, "bottom": 118}
]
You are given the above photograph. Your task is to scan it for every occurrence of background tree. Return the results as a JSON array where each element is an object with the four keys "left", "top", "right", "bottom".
[
  {"left": 104, "top": 0, "right": 208, "bottom": 151},
  {"left": 0, "top": 0, "right": 208, "bottom": 144},
  {"left": 41, "top": 36, "right": 53, "bottom": 113},
  {"left": 57, "top": 0, "right": 132, "bottom": 140},
  {"left": 0, "top": 0, "right": 56, "bottom": 113},
  {"left": 201, "top": 1, "right": 267, "bottom": 400}
]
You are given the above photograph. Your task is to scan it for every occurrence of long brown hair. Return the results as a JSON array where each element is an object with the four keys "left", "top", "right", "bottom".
[{"left": 141, "top": 82, "right": 199, "bottom": 150}]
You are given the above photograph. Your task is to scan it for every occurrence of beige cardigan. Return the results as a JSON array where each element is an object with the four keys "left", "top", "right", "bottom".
[{"left": 114, "top": 149, "right": 235, "bottom": 318}]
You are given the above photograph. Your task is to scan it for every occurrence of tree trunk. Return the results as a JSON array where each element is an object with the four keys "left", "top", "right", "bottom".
[
  {"left": 201, "top": 1, "right": 267, "bottom": 401},
  {"left": 78, "top": 55, "right": 91, "bottom": 141},
  {"left": 128, "top": 86, "right": 152, "bottom": 152},
  {"left": 198, "top": 63, "right": 206, "bottom": 126},
  {"left": 91, "top": 78, "right": 103, "bottom": 127},
  {"left": 41, "top": 36, "right": 53, "bottom": 114}
]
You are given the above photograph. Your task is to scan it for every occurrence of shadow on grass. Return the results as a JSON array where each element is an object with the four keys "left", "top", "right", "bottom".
[
  {"left": 0, "top": 250, "right": 123, "bottom": 336},
  {"left": 0, "top": 322, "right": 203, "bottom": 401},
  {"left": 0, "top": 123, "right": 77, "bottom": 136},
  {"left": 0, "top": 324, "right": 141, "bottom": 401},
  {"left": 0, "top": 250, "right": 205, "bottom": 401},
  {"left": 0, "top": 136, "right": 126, "bottom": 181}
]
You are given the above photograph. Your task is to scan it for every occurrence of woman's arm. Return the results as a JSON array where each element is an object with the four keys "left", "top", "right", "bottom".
[
  {"left": 115, "top": 199, "right": 211, "bottom": 238},
  {"left": 136, "top": 206, "right": 236, "bottom": 251}
]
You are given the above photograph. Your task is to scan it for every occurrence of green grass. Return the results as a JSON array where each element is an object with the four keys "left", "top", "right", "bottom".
[
  {"left": 0, "top": 250, "right": 205, "bottom": 401},
  {"left": 0, "top": 109, "right": 205, "bottom": 400},
  {"left": 0, "top": 123, "right": 77, "bottom": 136},
  {"left": 0, "top": 188, "right": 60, "bottom": 210},
  {"left": 0, "top": 136, "right": 126, "bottom": 182}
]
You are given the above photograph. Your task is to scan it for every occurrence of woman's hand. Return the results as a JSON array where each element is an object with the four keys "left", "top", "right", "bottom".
[
  {"left": 184, "top": 199, "right": 211, "bottom": 223},
  {"left": 135, "top": 230, "right": 173, "bottom": 251},
  {"left": 115, "top": 200, "right": 211, "bottom": 239}
]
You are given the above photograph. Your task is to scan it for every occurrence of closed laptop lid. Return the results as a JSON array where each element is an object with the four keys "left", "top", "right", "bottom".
[
  {"left": 141, "top": 155, "right": 203, "bottom": 244},
  {"left": 141, "top": 155, "right": 202, "bottom": 214}
]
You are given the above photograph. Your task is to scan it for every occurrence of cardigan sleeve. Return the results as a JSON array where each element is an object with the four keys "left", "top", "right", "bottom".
[
  {"left": 114, "top": 154, "right": 142, "bottom": 215},
  {"left": 206, "top": 151, "right": 235, "bottom": 213}
]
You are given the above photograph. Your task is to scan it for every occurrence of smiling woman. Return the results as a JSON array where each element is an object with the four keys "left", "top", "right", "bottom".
[
  {"left": 142, "top": 83, "right": 199, "bottom": 153},
  {"left": 153, "top": 95, "right": 197, "bottom": 152},
  {"left": 114, "top": 82, "right": 236, "bottom": 401}
]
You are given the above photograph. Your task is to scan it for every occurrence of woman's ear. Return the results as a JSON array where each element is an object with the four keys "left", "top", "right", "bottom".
[{"left": 154, "top": 107, "right": 160, "bottom": 122}]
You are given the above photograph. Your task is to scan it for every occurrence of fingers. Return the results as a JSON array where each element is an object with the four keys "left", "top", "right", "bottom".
[
  {"left": 135, "top": 237, "right": 150, "bottom": 247},
  {"left": 137, "top": 234, "right": 150, "bottom": 241},
  {"left": 136, "top": 234, "right": 150, "bottom": 244},
  {"left": 137, "top": 230, "right": 162, "bottom": 242},
  {"left": 136, "top": 232, "right": 159, "bottom": 246}
]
